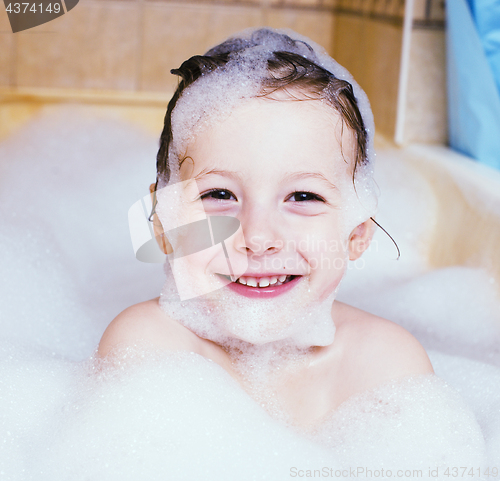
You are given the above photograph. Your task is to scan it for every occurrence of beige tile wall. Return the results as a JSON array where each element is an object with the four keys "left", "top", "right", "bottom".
[
  {"left": 333, "top": 13, "right": 403, "bottom": 140},
  {"left": 0, "top": 4, "right": 14, "bottom": 86},
  {"left": 141, "top": 3, "right": 334, "bottom": 92},
  {"left": 1, "top": 0, "right": 447, "bottom": 146},
  {"left": 399, "top": 0, "right": 446, "bottom": 145},
  {"left": 141, "top": 3, "right": 264, "bottom": 92},
  {"left": 403, "top": 28, "right": 447, "bottom": 145},
  {"left": 15, "top": 2, "right": 141, "bottom": 90},
  {"left": 413, "top": 0, "right": 445, "bottom": 25},
  {"left": 0, "top": 0, "right": 335, "bottom": 93},
  {"left": 333, "top": 0, "right": 447, "bottom": 145},
  {"left": 264, "top": 7, "right": 335, "bottom": 50}
]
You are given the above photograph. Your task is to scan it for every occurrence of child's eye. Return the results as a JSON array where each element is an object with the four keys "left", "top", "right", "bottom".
[
  {"left": 286, "top": 191, "right": 325, "bottom": 202},
  {"left": 200, "top": 189, "right": 237, "bottom": 201}
]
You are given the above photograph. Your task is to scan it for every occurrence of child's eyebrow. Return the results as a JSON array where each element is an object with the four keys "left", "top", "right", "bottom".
[
  {"left": 282, "top": 172, "right": 338, "bottom": 191},
  {"left": 194, "top": 168, "right": 243, "bottom": 182}
]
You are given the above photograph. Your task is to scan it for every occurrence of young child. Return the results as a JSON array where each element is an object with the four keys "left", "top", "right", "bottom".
[{"left": 97, "top": 28, "right": 433, "bottom": 429}]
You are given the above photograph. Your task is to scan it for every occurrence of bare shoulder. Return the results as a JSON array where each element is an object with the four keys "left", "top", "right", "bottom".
[
  {"left": 333, "top": 302, "right": 434, "bottom": 392},
  {"left": 97, "top": 298, "right": 200, "bottom": 359}
]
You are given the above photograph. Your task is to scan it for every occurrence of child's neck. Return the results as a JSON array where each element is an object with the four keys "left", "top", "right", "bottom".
[{"left": 222, "top": 339, "right": 323, "bottom": 427}]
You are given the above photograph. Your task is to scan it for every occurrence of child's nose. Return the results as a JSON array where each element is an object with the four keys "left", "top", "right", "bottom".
[{"left": 237, "top": 207, "right": 283, "bottom": 256}]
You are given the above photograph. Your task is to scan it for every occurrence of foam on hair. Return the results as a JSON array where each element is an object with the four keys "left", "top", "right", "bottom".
[
  {"left": 170, "top": 28, "right": 377, "bottom": 235},
  {"left": 162, "top": 28, "right": 375, "bottom": 190}
]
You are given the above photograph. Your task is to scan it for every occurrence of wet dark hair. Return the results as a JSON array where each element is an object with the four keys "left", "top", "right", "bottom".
[{"left": 155, "top": 29, "right": 368, "bottom": 188}]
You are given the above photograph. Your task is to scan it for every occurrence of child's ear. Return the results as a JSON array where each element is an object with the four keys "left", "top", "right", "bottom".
[
  {"left": 348, "top": 218, "right": 375, "bottom": 261},
  {"left": 149, "top": 183, "right": 173, "bottom": 255}
]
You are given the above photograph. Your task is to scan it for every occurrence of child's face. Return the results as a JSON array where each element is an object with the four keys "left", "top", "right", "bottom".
[{"left": 160, "top": 97, "right": 371, "bottom": 345}]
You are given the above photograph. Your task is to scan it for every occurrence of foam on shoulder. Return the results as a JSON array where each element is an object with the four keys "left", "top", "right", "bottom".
[{"left": 315, "top": 374, "right": 487, "bottom": 473}]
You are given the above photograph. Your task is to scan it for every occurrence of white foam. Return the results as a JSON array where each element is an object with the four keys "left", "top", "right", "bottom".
[
  {"left": 0, "top": 107, "right": 164, "bottom": 359},
  {"left": 159, "top": 262, "right": 337, "bottom": 349},
  {"left": 20, "top": 350, "right": 334, "bottom": 481},
  {"left": 1, "top": 110, "right": 500, "bottom": 480},
  {"left": 315, "top": 374, "right": 487, "bottom": 473},
  {"left": 340, "top": 266, "right": 500, "bottom": 365}
]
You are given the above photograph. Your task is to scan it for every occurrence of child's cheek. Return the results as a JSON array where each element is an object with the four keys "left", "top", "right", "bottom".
[
  {"left": 168, "top": 247, "right": 226, "bottom": 301},
  {"left": 316, "top": 268, "right": 346, "bottom": 302},
  {"left": 300, "top": 233, "right": 350, "bottom": 302}
]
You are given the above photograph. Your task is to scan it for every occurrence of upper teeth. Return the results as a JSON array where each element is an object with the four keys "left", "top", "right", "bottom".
[{"left": 237, "top": 275, "right": 291, "bottom": 287}]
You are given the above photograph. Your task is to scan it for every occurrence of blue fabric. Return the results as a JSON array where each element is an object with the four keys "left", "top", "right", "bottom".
[
  {"left": 467, "top": 0, "right": 500, "bottom": 94},
  {"left": 447, "top": 0, "right": 500, "bottom": 169}
]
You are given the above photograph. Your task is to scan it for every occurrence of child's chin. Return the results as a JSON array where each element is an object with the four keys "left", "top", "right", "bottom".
[
  {"left": 193, "top": 312, "right": 298, "bottom": 347},
  {"left": 160, "top": 266, "right": 337, "bottom": 349}
]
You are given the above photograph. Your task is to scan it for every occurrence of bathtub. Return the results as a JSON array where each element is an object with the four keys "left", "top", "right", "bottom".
[{"left": 1, "top": 87, "right": 499, "bottom": 480}]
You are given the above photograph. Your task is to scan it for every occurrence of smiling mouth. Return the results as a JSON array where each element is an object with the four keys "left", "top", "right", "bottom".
[
  {"left": 218, "top": 274, "right": 298, "bottom": 287},
  {"left": 217, "top": 274, "right": 301, "bottom": 298}
]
